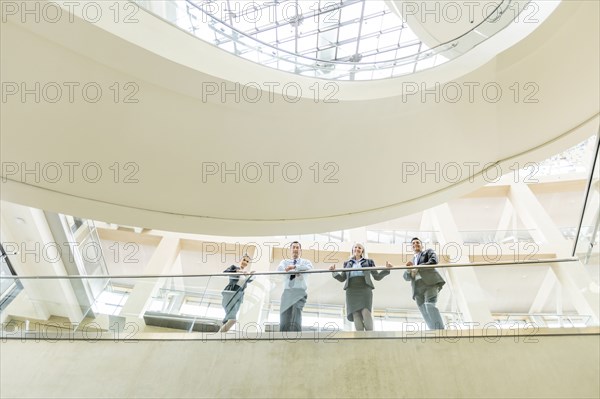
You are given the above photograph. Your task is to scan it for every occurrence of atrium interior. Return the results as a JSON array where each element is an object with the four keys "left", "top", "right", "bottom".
[{"left": 1, "top": 0, "right": 599, "bottom": 398}]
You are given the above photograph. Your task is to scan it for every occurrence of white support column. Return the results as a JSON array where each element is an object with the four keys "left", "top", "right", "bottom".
[
  {"left": 0, "top": 206, "right": 84, "bottom": 324},
  {"left": 419, "top": 210, "right": 434, "bottom": 244},
  {"left": 429, "top": 204, "right": 494, "bottom": 325},
  {"left": 509, "top": 183, "right": 599, "bottom": 323},
  {"left": 494, "top": 198, "right": 515, "bottom": 243},
  {"left": 528, "top": 269, "right": 557, "bottom": 314},
  {"left": 508, "top": 183, "right": 570, "bottom": 254},
  {"left": 120, "top": 235, "right": 180, "bottom": 319}
]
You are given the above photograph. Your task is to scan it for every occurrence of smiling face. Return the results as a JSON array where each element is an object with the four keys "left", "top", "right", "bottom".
[
  {"left": 240, "top": 255, "right": 251, "bottom": 269},
  {"left": 411, "top": 239, "right": 422, "bottom": 253},
  {"left": 353, "top": 244, "right": 364, "bottom": 259},
  {"left": 290, "top": 242, "right": 301, "bottom": 259}
]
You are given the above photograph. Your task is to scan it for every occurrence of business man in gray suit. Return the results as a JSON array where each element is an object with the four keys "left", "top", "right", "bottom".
[{"left": 403, "top": 237, "right": 446, "bottom": 330}]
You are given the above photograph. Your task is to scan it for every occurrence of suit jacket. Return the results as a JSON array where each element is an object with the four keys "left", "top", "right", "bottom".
[
  {"left": 403, "top": 249, "right": 445, "bottom": 299},
  {"left": 222, "top": 265, "right": 254, "bottom": 292},
  {"left": 333, "top": 258, "right": 390, "bottom": 289}
]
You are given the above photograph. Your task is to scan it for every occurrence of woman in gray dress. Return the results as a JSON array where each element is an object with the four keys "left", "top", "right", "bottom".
[
  {"left": 220, "top": 254, "right": 254, "bottom": 332},
  {"left": 329, "top": 243, "right": 392, "bottom": 331}
]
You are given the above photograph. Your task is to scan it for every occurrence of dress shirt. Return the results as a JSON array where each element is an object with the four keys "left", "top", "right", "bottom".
[
  {"left": 277, "top": 257, "right": 313, "bottom": 290},
  {"left": 413, "top": 252, "right": 422, "bottom": 281},
  {"left": 348, "top": 258, "right": 365, "bottom": 278}
]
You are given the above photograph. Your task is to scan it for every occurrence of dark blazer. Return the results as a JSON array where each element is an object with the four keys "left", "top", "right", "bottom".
[
  {"left": 223, "top": 265, "right": 254, "bottom": 292},
  {"left": 403, "top": 249, "right": 446, "bottom": 299},
  {"left": 333, "top": 258, "right": 390, "bottom": 289}
]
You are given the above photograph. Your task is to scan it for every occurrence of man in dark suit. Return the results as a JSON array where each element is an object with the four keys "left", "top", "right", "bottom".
[{"left": 404, "top": 237, "right": 446, "bottom": 330}]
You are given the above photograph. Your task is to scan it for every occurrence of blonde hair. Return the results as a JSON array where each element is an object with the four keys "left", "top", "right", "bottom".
[{"left": 350, "top": 243, "right": 367, "bottom": 260}]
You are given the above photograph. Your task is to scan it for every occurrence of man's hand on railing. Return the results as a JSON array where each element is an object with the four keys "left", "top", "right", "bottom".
[{"left": 328, "top": 264, "right": 336, "bottom": 271}]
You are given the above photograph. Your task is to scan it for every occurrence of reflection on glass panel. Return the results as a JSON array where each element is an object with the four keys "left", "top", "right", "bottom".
[
  {"left": 0, "top": 246, "right": 20, "bottom": 307},
  {"left": 93, "top": 285, "right": 130, "bottom": 316}
]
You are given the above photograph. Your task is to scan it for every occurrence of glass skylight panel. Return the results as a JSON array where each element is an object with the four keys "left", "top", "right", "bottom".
[
  {"left": 360, "top": 18, "right": 383, "bottom": 36},
  {"left": 295, "top": 0, "right": 317, "bottom": 19},
  {"left": 232, "top": 16, "right": 256, "bottom": 33},
  {"left": 392, "top": 64, "right": 416, "bottom": 76},
  {"left": 399, "top": 28, "right": 419, "bottom": 45},
  {"left": 371, "top": 68, "right": 395, "bottom": 79},
  {"left": 139, "top": 0, "right": 514, "bottom": 80},
  {"left": 376, "top": 30, "right": 400, "bottom": 50},
  {"left": 276, "top": 25, "right": 296, "bottom": 43},
  {"left": 338, "top": 23, "right": 359, "bottom": 43},
  {"left": 378, "top": 11, "right": 399, "bottom": 31},
  {"left": 317, "top": 3, "right": 342, "bottom": 27},
  {"left": 357, "top": 36, "right": 380, "bottom": 55},
  {"left": 277, "top": 38, "right": 296, "bottom": 54},
  {"left": 241, "top": 50, "right": 260, "bottom": 63},
  {"left": 396, "top": 43, "right": 421, "bottom": 60},
  {"left": 255, "top": 30, "right": 275, "bottom": 44},
  {"left": 336, "top": 41, "right": 358, "bottom": 60},
  {"left": 297, "top": 16, "right": 320, "bottom": 36},
  {"left": 297, "top": 35, "right": 316, "bottom": 53},
  {"left": 339, "top": 1, "right": 364, "bottom": 24}
]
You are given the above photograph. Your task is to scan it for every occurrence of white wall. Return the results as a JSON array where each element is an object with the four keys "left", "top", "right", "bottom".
[{"left": 1, "top": 329, "right": 598, "bottom": 398}]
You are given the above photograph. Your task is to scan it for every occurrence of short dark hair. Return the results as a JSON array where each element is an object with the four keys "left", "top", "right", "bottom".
[
  {"left": 411, "top": 237, "right": 421, "bottom": 243},
  {"left": 290, "top": 241, "right": 301, "bottom": 249}
]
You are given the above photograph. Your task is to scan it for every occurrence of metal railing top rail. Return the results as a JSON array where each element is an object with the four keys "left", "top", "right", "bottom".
[{"left": 6, "top": 257, "right": 579, "bottom": 280}]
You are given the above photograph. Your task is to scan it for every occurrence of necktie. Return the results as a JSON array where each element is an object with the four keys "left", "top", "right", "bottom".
[{"left": 290, "top": 259, "right": 297, "bottom": 281}]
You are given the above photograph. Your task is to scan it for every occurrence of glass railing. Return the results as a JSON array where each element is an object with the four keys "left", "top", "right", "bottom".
[
  {"left": 573, "top": 134, "right": 599, "bottom": 267},
  {"left": 2, "top": 257, "right": 593, "bottom": 340},
  {"left": 135, "top": 0, "right": 534, "bottom": 80}
]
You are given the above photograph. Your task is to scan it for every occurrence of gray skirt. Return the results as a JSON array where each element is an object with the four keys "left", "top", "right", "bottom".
[
  {"left": 345, "top": 277, "right": 373, "bottom": 322},
  {"left": 222, "top": 289, "right": 244, "bottom": 323}
]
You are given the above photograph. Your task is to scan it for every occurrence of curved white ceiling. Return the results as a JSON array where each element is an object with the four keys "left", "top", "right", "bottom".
[{"left": 1, "top": 0, "right": 598, "bottom": 235}]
